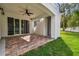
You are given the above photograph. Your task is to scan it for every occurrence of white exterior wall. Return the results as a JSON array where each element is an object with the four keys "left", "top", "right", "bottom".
[
  {"left": 51, "top": 14, "right": 60, "bottom": 39},
  {"left": 32, "top": 14, "right": 61, "bottom": 39},
  {"left": 0, "top": 13, "right": 61, "bottom": 39},
  {"left": 0, "top": 15, "right": 7, "bottom": 37},
  {"left": 0, "top": 12, "right": 31, "bottom": 37},
  {"left": 54, "top": 14, "right": 61, "bottom": 39},
  {"left": 42, "top": 3, "right": 61, "bottom": 39},
  {"left": 0, "top": 3, "right": 61, "bottom": 56},
  {"left": 33, "top": 18, "right": 47, "bottom": 36},
  {"left": 0, "top": 12, "right": 41, "bottom": 37},
  {"left": 0, "top": 3, "right": 61, "bottom": 39},
  {"left": 0, "top": 9, "right": 49, "bottom": 38},
  {"left": 0, "top": 14, "right": 7, "bottom": 38},
  {"left": 29, "top": 20, "right": 34, "bottom": 34}
]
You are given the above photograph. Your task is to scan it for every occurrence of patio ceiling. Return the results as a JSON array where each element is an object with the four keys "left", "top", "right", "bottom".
[{"left": 0, "top": 3, "right": 53, "bottom": 20}]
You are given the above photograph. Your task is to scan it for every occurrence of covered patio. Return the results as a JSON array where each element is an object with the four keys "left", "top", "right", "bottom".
[{"left": 0, "top": 3, "right": 60, "bottom": 56}]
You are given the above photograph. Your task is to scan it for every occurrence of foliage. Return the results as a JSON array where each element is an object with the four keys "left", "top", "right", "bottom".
[
  {"left": 59, "top": 3, "right": 73, "bottom": 31},
  {"left": 60, "top": 3, "right": 79, "bottom": 29},
  {"left": 67, "top": 10, "right": 79, "bottom": 27}
]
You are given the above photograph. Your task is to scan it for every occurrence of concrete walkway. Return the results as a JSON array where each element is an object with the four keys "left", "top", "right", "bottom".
[{"left": 0, "top": 39, "right": 5, "bottom": 56}]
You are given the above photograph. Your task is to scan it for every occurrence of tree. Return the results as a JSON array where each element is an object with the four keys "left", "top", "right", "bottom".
[
  {"left": 59, "top": 3, "right": 71, "bottom": 31},
  {"left": 59, "top": 3, "right": 78, "bottom": 31},
  {"left": 67, "top": 10, "right": 79, "bottom": 28}
]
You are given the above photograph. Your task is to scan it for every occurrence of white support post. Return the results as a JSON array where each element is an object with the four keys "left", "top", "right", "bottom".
[
  {"left": 51, "top": 14, "right": 60, "bottom": 39},
  {"left": 51, "top": 15, "right": 55, "bottom": 39}
]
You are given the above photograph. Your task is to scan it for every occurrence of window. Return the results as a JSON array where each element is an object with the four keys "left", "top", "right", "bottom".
[
  {"left": 8, "top": 17, "right": 14, "bottom": 35},
  {"left": 34, "top": 21, "right": 37, "bottom": 27},
  {"left": 21, "top": 20, "right": 29, "bottom": 34},
  {"left": 15, "top": 19, "right": 19, "bottom": 34},
  {"left": 34, "top": 20, "right": 40, "bottom": 27},
  {"left": 8, "top": 17, "right": 29, "bottom": 35}
]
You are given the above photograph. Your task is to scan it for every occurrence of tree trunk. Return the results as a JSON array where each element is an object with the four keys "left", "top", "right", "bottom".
[
  {"left": 63, "top": 21, "right": 65, "bottom": 31},
  {"left": 62, "top": 14, "right": 66, "bottom": 31}
]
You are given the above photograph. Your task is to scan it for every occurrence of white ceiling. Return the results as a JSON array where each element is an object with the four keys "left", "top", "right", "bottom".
[{"left": 0, "top": 3, "right": 52, "bottom": 19}]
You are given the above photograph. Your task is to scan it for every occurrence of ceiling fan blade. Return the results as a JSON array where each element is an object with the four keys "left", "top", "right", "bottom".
[{"left": 27, "top": 13, "right": 30, "bottom": 16}]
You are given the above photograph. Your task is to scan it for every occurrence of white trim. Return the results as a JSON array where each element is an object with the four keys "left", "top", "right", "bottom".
[{"left": 19, "top": 20, "right": 21, "bottom": 34}]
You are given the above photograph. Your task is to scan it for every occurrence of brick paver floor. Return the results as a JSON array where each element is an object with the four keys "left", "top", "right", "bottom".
[{"left": 5, "top": 34, "right": 53, "bottom": 56}]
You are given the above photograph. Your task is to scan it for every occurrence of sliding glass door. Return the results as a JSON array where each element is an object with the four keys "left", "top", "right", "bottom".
[
  {"left": 15, "top": 19, "right": 19, "bottom": 34},
  {"left": 21, "top": 20, "right": 29, "bottom": 34},
  {"left": 8, "top": 17, "right": 29, "bottom": 35},
  {"left": 8, "top": 17, "right": 14, "bottom": 35}
]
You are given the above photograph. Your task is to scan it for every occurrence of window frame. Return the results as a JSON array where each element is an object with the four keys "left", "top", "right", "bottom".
[
  {"left": 7, "top": 17, "right": 29, "bottom": 36},
  {"left": 14, "top": 19, "right": 20, "bottom": 34},
  {"left": 8, "top": 17, "right": 14, "bottom": 35}
]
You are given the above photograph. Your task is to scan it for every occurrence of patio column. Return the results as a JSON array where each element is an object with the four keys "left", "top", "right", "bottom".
[
  {"left": 0, "top": 14, "right": 7, "bottom": 37},
  {"left": 0, "top": 14, "right": 6, "bottom": 38},
  {"left": 51, "top": 14, "right": 60, "bottom": 39},
  {"left": 0, "top": 14, "right": 5, "bottom": 56}
]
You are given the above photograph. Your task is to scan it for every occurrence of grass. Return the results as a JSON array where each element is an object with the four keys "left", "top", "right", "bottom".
[{"left": 22, "top": 31, "right": 79, "bottom": 56}]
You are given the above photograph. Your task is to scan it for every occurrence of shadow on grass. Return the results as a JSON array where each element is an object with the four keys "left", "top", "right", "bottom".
[{"left": 23, "top": 37, "right": 73, "bottom": 56}]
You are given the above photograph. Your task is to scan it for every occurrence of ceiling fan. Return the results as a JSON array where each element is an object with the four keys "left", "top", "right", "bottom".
[
  {"left": 20, "top": 8, "right": 33, "bottom": 16},
  {"left": 0, "top": 7, "right": 5, "bottom": 15}
]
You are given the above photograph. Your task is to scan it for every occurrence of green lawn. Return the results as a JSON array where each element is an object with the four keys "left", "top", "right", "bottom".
[{"left": 23, "top": 31, "right": 79, "bottom": 56}]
